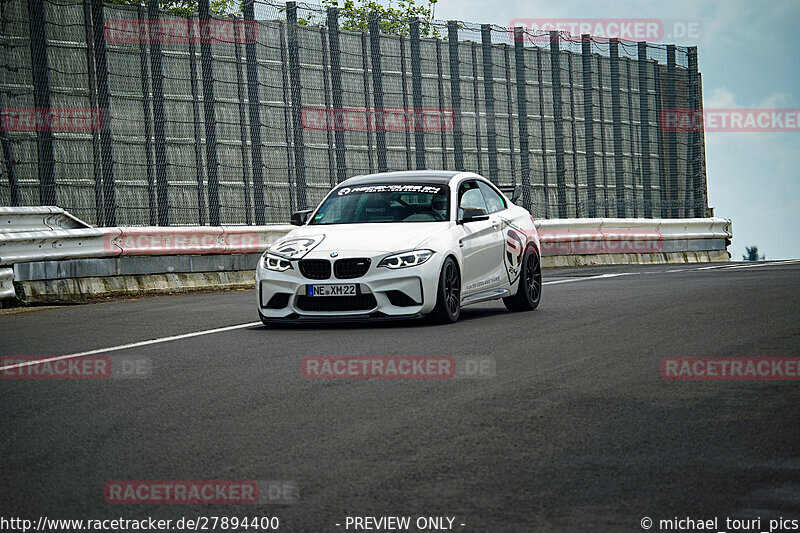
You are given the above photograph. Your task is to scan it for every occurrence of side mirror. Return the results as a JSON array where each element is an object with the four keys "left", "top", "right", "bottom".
[
  {"left": 458, "top": 206, "right": 490, "bottom": 224},
  {"left": 499, "top": 185, "right": 522, "bottom": 203},
  {"left": 290, "top": 209, "right": 313, "bottom": 226}
]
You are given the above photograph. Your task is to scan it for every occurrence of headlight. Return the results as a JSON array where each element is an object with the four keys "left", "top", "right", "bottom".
[
  {"left": 262, "top": 253, "right": 293, "bottom": 272},
  {"left": 378, "top": 249, "right": 435, "bottom": 269}
]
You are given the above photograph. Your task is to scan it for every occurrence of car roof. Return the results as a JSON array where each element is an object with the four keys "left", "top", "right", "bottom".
[{"left": 339, "top": 170, "right": 463, "bottom": 187}]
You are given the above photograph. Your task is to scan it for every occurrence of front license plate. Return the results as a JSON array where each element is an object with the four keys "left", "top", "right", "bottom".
[{"left": 307, "top": 284, "right": 358, "bottom": 297}]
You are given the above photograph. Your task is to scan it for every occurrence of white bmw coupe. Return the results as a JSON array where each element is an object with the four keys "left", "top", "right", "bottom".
[{"left": 257, "top": 170, "right": 541, "bottom": 324}]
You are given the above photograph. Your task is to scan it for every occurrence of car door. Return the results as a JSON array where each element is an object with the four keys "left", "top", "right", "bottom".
[
  {"left": 457, "top": 180, "right": 505, "bottom": 296},
  {"left": 477, "top": 180, "right": 522, "bottom": 289}
]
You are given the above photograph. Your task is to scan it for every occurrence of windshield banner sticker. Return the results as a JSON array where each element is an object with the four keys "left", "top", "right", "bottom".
[{"left": 337, "top": 185, "right": 442, "bottom": 196}]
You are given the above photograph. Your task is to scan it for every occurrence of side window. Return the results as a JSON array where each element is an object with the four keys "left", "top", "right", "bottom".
[
  {"left": 478, "top": 181, "right": 506, "bottom": 213},
  {"left": 457, "top": 181, "right": 488, "bottom": 219}
]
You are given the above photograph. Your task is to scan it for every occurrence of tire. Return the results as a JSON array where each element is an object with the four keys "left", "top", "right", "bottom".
[
  {"left": 429, "top": 256, "right": 461, "bottom": 324},
  {"left": 503, "top": 248, "right": 541, "bottom": 312}
]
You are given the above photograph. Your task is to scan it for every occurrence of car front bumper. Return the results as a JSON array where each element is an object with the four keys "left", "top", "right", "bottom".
[{"left": 256, "top": 252, "right": 443, "bottom": 320}]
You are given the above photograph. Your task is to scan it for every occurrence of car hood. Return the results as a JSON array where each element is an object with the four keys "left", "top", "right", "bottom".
[{"left": 269, "top": 222, "right": 450, "bottom": 258}]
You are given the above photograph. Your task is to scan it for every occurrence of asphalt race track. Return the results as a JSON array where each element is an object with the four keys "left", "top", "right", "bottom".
[{"left": 1, "top": 261, "right": 799, "bottom": 532}]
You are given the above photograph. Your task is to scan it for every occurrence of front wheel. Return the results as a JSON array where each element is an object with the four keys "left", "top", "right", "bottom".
[
  {"left": 429, "top": 257, "right": 461, "bottom": 324},
  {"left": 503, "top": 248, "right": 541, "bottom": 312}
]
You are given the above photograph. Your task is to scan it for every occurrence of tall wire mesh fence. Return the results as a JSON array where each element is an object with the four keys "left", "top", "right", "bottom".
[{"left": 0, "top": 0, "right": 708, "bottom": 226}]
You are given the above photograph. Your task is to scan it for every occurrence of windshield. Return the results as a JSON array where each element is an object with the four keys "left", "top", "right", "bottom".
[{"left": 309, "top": 183, "right": 450, "bottom": 225}]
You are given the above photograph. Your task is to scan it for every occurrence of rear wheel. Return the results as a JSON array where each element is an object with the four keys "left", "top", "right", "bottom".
[
  {"left": 429, "top": 257, "right": 461, "bottom": 324},
  {"left": 503, "top": 248, "right": 541, "bottom": 312}
]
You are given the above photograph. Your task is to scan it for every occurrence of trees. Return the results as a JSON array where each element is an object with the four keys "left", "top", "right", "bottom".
[
  {"left": 743, "top": 246, "right": 765, "bottom": 261},
  {"left": 104, "top": 0, "right": 238, "bottom": 17},
  {"left": 298, "top": 0, "right": 440, "bottom": 37}
]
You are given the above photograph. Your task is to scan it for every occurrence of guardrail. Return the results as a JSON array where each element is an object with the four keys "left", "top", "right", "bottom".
[
  {"left": 0, "top": 206, "right": 92, "bottom": 233},
  {"left": 0, "top": 207, "right": 731, "bottom": 301}
]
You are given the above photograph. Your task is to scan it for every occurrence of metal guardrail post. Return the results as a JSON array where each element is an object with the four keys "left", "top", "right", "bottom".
[
  {"left": 243, "top": 3, "right": 266, "bottom": 224},
  {"left": 637, "top": 42, "right": 654, "bottom": 218},
  {"left": 409, "top": 18, "right": 426, "bottom": 170},
  {"left": 28, "top": 0, "right": 57, "bottom": 207},
  {"left": 480, "top": 25, "right": 498, "bottom": 184},
  {"left": 549, "top": 31, "right": 567, "bottom": 218},
  {"left": 566, "top": 51, "right": 579, "bottom": 216},
  {"left": 447, "top": 22, "right": 464, "bottom": 171},
  {"left": 368, "top": 12, "right": 388, "bottom": 173},
  {"left": 199, "top": 0, "right": 221, "bottom": 224},
  {"left": 503, "top": 43, "right": 517, "bottom": 188},
  {"left": 513, "top": 28, "right": 532, "bottom": 212},
  {"left": 581, "top": 35, "right": 597, "bottom": 218},
  {"left": 326, "top": 8, "right": 347, "bottom": 184},
  {"left": 609, "top": 39, "right": 627, "bottom": 218},
  {"left": 147, "top": 0, "right": 170, "bottom": 226}
]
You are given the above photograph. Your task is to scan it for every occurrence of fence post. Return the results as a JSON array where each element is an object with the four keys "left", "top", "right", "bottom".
[
  {"left": 435, "top": 39, "right": 448, "bottom": 169},
  {"left": 90, "top": 0, "right": 117, "bottom": 225},
  {"left": 399, "top": 35, "right": 412, "bottom": 169},
  {"left": 279, "top": 22, "right": 296, "bottom": 213},
  {"left": 566, "top": 50, "right": 579, "bottom": 216},
  {"left": 360, "top": 32, "right": 374, "bottom": 174},
  {"left": 320, "top": 30, "right": 337, "bottom": 187},
  {"left": 687, "top": 46, "right": 704, "bottom": 217},
  {"left": 285, "top": 2, "right": 308, "bottom": 207},
  {"left": 447, "top": 22, "right": 464, "bottom": 171},
  {"left": 199, "top": 0, "right": 221, "bottom": 224},
  {"left": 480, "top": 25, "right": 498, "bottom": 184},
  {"left": 409, "top": 18, "right": 426, "bottom": 170},
  {"left": 637, "top": 42, "right": 654, "bottom": 217},
  {"left": 234, "top": 27, "right": 253, "bottom": 225},
  {"left": 0, "top": 84, "right": 20, "bottom": 206},
  {"left": 470, "top": 43, "right": 483, "bottom": 176},
  {"left": 326, "top": 8, "right": 347, "bottom": 183},
  {"left": 535, "top": 45, "right": 550, "bottom": 217},
  {"left": 609, "top": 39, "right": 626, "bottom": 218},
  {"left": 187, "top": 18, "right": 207, "bottom": 225},
  {"left": 549, "top": 31, "right": 567, "bottom": 218},
  {"left": 504, "top": 43, "right": 517, "bottom": 188},
  {"left": 367, "top": 12, "right": 388, "bottom": 173},
  {"left": 135, "top": 5, "right": 155, "bottom": 225},
  {"left": 243, "top": 2, "right": 266, "bottom": 224},
  {"left": 28, "top": 0, "right": 57, "bottom": 206},
  {"left": 513, "top": 28, "right": 531, "bottom": 211},
  {"left": 83, "top": 0, "right": 103, "bottom": 222},
  {"left": 581, "top": 34, "right": 597, "bottom": 218},
  {"left": 147, "top": 0, "right": 170, "bottom": 225},
  {"left": 665, "top": 44, "right": 678, "bottom": 218}
]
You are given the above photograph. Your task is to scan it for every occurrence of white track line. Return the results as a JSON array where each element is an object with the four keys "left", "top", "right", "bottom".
[
  {"left": 0, "top": 322, "right": 261, "bottom": 372},
  {"left": 543, "top": 272, "right": 638, "bottom": 285}
]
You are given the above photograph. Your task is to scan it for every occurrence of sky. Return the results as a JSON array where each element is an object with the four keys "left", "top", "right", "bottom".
[{"left": 431, "top": 0, "right": 800, "bottom": 259}]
